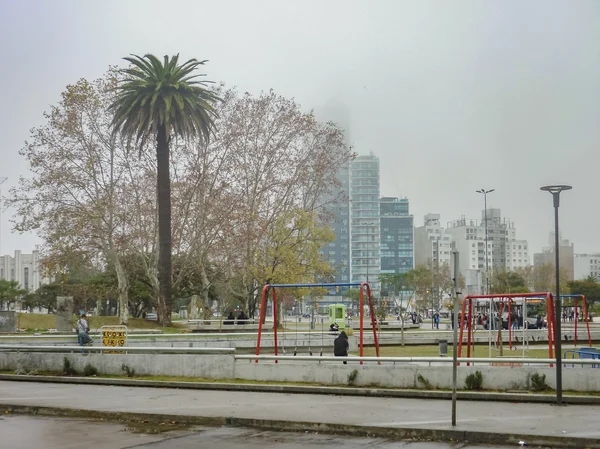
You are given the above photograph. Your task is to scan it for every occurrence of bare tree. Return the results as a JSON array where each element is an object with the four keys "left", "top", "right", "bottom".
[
  {"left": 8, "top": 74, "right": 132, "bottom": 323},
  {"left": 213, "top": 88, "right": 352, "bottom": 315}
]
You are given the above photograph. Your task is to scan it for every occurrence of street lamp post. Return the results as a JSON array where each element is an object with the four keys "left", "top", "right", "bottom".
[
  {"left": 541, "top": 184, "right": 572, "bottom": 406},
  {"left": 0, "top": 177, "right": 7, "bottom": 260},
  {"left": 431, "top": 286, "right": 435, "bottom": 329},
  {"left": 476, "top": 188, "right": 495, "bottom": 358},
  {"left": 476, "top": 189, "right": 495, "bottom": 294}
]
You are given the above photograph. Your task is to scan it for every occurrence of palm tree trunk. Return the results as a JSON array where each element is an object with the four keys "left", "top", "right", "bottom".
[{"left": 156, "top": 125, "right": 172, "bottom": 326}]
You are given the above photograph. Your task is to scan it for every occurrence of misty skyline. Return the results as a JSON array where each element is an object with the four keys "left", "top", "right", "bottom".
[{"left": 1, "top": 0, "right": 599, "bottom": 258}]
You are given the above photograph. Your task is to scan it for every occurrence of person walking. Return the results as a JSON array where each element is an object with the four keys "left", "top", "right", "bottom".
[
  {"left": 334, "top": 330, "right": 349, "bottom": 364},
  {"left": 76, "top": 313, "right": 92, "bottom": 352}
]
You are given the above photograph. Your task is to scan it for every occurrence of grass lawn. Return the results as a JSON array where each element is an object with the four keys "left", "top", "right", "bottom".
[
  {"left": 16, "top": 313, "right": 186, "bottom": 333},
  {"left": 357, "top": 344, "right": 553, "bottom": 358}
]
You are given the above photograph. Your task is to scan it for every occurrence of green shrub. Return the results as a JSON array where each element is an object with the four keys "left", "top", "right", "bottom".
[
  {"left": 121, "top": 364, "right": 136, "bottom": 378},
  {"left": 62, "top": 357, "right": 77, "bottom": 376},
  {"left": 417, "top": 374, "right": 434, "bottom": 390},
  {"left": 83, "top": 364, "right": 98, "bottom": 377},
  {"left": 465, "top": 371, "right": 483, "bottom": 390},
  {"left": 347, "top": 369, "right": 358, "bottom": 386},
  {"left": 530, "top": 373, "right": 549, "bottom": 392}
]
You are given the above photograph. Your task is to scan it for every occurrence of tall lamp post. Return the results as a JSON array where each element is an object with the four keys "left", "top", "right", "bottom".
[
  {"left": 0, "top": 177, "right": 7, "bottom": 266},
  {"left": 477, "top": 188, "right": 495, "bottom": 359},
  {"left": 541, "top": 184, "right": 572, "bottom": 406},
  {"left": 476, "top": 189, "right": 495, "bottom": 294}
]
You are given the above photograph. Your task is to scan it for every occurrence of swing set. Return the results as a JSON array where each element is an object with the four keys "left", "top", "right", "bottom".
[
  {"left": 457, "top": 292, "right": 592, "bottom": 363},
  {"left": 255, "top": 282, "right": 381, "bottom": 363}
]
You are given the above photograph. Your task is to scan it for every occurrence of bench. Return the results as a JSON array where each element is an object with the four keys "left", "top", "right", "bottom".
[
  {"left": 564, "top": 347, "right": 600, "bottom": 368},
  {"left": 187, "top": 319, "right": 260, "bottom": 332}
]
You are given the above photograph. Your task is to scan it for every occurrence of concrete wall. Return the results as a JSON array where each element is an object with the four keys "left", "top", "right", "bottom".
[
  {"left": 234, "top": 361, "right": 600, "bottom": 392},
  {"left": 0, "top": 352, "right": 234, "bottom": 379},
  {"left": 2, "top": 350, "right": 600, "bottom": 391}
]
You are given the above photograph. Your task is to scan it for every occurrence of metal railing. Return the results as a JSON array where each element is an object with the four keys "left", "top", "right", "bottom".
[
  {"left": 0, "top": 345, "right": 234, "bottom": 354},
  {"left": 236, "top": 354, "right": 600, "bottom": 366},
  {"left": 1, "top": 345, "right": 598, "bottom": 366}
]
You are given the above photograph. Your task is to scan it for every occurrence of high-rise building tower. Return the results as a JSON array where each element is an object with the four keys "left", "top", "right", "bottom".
[
  {"left": 380, "top": 197, "right": 414, "bottom": 275},
  {"left": 350, "top": 154, "right": 381, "bottom": 295},
  {"left": 321, "top": 164, "right": 351, "bottom": 286}
]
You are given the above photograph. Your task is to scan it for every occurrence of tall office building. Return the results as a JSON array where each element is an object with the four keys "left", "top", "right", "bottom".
[
  {"left": 380, "top": 197, "right": 414, "bottom": 275},
  {"left": 314, "top": 101, "right": 352, "bottom": 294},
  {"left": 533, "top": 232, "right": 574, "bottom": 281},
  {"left": 350, "top": 154, "right": 381, "bottom": 295},
  {"left": 0, "top": 250, "right": 48, "bottom": 292},
  {"left": 414, "top": 213, "right": 453, "bottom": 268},
  {"left": 321, "top": 164, "right": 351, "bottom": 286},
  {"left": 445, "top": 209, "right": 529, "bottom": 293},
  {"left": 574, "top": 253, "right": 600, "bottom": 281}
]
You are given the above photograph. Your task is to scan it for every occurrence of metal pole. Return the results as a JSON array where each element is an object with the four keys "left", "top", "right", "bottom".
[
  {"left": 477, "top": 189, "right": 494, "bottom": 357},
  {"left": 451, "top": 250, "right": 459, "bottom": 426},
  {"left": 0, "top": 177, "right": 7, "bottom": 263},
  {"left": 553, "top": 195, "right": 563, "bottom": 405},
  {"left": 484, "top": 193, "right": 489, "bottom": 295},
  {"left": 431, "top": 287, "right": 434, "bottom": 329},
  {"left": 541, "top": 184, "right": 571, "bottom": 406}
]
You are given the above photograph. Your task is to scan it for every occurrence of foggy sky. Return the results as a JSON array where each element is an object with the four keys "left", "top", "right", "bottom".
[{"left": 1, "top": 0, "right": 599, "bottom": 258}]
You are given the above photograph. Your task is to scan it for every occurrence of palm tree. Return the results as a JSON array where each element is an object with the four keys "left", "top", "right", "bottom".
[{"left": 110, "top": 54, "right": 220, "bottom": 324}]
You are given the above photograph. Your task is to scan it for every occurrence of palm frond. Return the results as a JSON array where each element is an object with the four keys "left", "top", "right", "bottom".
[{"left": 109, "top": 53, "right": 221, "bottom": 148}]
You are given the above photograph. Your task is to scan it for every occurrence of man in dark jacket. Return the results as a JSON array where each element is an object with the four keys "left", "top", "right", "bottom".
[{"left": 334, "top": 330, "right": 349, "bottom": 364}]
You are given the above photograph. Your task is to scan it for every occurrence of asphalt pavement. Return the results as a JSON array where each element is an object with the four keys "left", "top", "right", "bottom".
[
  {"left": 1, "top": 380, "right": 600, "bottom": 447},
  {"left": 0, "top": 415, "right": 511, "bottom": 449}
]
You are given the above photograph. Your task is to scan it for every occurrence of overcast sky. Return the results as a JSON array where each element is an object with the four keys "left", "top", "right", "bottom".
[{"left": 1, "top": 0, "right": 599, "bottom": 258}]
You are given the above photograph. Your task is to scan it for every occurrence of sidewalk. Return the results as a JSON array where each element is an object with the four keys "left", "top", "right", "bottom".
[{"left": 0, "top": 380, "right": 599, "bottom": 447}]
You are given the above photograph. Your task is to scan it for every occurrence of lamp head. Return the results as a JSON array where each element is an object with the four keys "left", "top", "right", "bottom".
[
  {"left": 540, "top": 185, "right": 572, "bottom": 194},
  {"left": 541, "top": 185, "right": 572, "bottom": 208}
]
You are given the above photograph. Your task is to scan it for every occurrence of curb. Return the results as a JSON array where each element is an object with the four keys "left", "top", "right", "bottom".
[
  {"left": 1, "top": 374, "right": 599, "bottom": 404},
  {"left": 1, "top": 403, "right": 598, "bottom": 449}
]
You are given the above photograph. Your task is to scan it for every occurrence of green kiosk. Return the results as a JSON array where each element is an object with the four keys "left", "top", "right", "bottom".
[{"left": 328, "top": 304, "right": 346, "bottom": 330}]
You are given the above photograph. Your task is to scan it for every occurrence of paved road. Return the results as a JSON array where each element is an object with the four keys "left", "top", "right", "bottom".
[
  {"left": 0, "top": 380, "right": 598, "bottom": 440},
  {"left": 0, "top": 415, "right": 509, "bottom": 449}
]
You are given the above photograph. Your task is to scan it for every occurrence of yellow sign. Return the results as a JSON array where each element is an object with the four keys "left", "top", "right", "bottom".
[{"left": 101, "top": 325, "right": 127, "bottom": 354}]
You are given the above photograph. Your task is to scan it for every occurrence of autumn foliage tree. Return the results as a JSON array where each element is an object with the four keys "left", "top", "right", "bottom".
[{"left": 10, "top": 68, "right": 351, "bottom": 323}]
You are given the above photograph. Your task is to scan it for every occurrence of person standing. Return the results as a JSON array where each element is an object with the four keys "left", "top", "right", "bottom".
[{"left": 334, "top": 330, "right": 349, "bottom": 364}]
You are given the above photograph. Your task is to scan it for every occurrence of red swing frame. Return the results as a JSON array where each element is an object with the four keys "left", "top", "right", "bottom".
[{"left": 255, "top": 282, "right": 380, "bottom": 364}]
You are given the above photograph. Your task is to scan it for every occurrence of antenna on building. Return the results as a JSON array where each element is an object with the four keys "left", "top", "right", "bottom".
[{"left": 0, "top": 177, "right": 7, "bottom": 260}]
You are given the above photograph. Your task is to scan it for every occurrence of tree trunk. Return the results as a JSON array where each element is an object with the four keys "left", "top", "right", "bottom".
[
  {"left": 109, "top": 250, "right": 129, "bottom": 325},
  {"left": 156, "top": 125, "right": 172, "bottom": 326},
  {"left": 200, "top": 262, "right": 211, "bottom": 316}
]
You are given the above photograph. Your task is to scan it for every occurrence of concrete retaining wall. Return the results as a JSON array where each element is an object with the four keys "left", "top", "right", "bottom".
[
  {"left": 2, "top": 350, "right": 599, "bottom": 392},
  {"left": 0, "top": 352, "right": 235, "bottom": 379},
  {"left": 234, "top": 361, "right": 600, "bottom": 392}
]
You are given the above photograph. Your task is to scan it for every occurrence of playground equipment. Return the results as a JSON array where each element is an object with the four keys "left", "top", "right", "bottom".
[
  {"left": 328, "top": 304, "right": 346, "bottom": 330},
  {"left": 560, "top": 294, "right": 592, "bottom": 347},
  {"left": 255, "top": 282, "right": 380, "bottom": 363},
  {"left": 458, "top": 292, "right": 557, "bottom": 363}
]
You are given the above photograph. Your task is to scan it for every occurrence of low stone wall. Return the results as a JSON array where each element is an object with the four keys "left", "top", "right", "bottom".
[
  {"left": 0, "top": 352, "right": 235, "bottom": 379},
  {"left": 2, "top": 350, "right": 599, "bottom": 392},
  {"left": 234, "top": 360, "right": 600, "bottom": 392}
]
